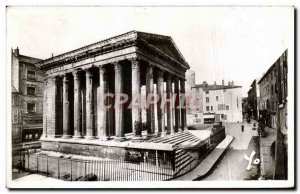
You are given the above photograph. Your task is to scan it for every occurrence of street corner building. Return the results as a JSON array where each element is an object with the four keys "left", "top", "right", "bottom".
[{"left": 11, "top": 47, "right": 44, "bottom": 154}]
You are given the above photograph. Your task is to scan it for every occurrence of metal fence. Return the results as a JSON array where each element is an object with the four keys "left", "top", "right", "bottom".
[{"left": 15, "top": 150, "right": 175, "bottom": 181}]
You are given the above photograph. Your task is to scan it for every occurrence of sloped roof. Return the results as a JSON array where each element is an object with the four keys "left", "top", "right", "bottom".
[
  {"left": 192, "top": 84, "right": 242, "bottom": 91},
  {"left": 36, "top": 30, "right": 189, "bottom": 70}
]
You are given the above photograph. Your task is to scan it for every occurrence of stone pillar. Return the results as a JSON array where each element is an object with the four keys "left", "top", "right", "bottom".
[
  {"left": 174, "top": 77, "right": 180, "bottom": 133},
  {"left": 73, "top": 70, "right": 82, "bottom": 139},
  {"left": 180, "top": 79, "right": 187, "bottom": 131},
  {"left": 166, "top": 74, "right": 174, "bottom": 135},
  {"left": 41, "top": 77, "right": 48, "bottom": 139},
  {"left": 85, "top": 69, "right": 96, "bottom": 139},
  {"left": 146, "top": 65, "right": 155, "bottom": 138},
  {"left": 156, "top": 69, "right": 164, "bottom": 137},
  {"left": 131, "top": 58, "right": 143, "bottom": 141},
  {"left": 97, "top": 66, "right": 109, "bottom": 140},
  {"left": 114, "top": 62, "right": 125, "bottom": 141},
  {"left": 62, "top": 74, "right": 72, "bottom": 138}
]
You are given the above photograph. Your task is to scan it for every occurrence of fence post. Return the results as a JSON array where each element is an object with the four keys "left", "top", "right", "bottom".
[
  {"left": 70, "top": 160, "right": 72, "bottom": 181},
  {"left": 27, "top": 150, "right": 30, "bottom": 171},
  {"left": 36, "top": 155, "right": 39, "bottom": 173},
  {"left": 84, "top": 161, "right": 87, "bottom": 179},
  {"left": 58, "top": 157, "right": 60, "bottom": 180},
  {"left": 46, "top": 156, "right": 49, "bottom": 177}
]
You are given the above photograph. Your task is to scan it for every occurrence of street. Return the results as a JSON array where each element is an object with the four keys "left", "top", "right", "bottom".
[{"left": 202, "top": 121, "right": 261, "bottom": 180}]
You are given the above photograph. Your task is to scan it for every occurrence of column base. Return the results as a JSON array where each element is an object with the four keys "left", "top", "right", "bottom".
[
  {"left": 131, "top": 135, "right": 143, "bottom": 142},
  {"left": 61, "top": 135, "right": 72, "bottom": 139},
  {"left": 84, "top": 136, "right": 96, "bottom": 140},
  {"left": 50, "top": 135, "right": 62, "bottom": 138},
  {"left": 72, "top": 135, "right": 83, "bottom": 139},
  {"left": 156, "top": 132, "right": 162, "bottom": 137},
  {"left": 146, "top": 133, "right": 156, "bottom": 139},
  {"left": 98, "top": 136, "right": 109, "bottom": 141},
  {"left": 114, "top": 136, "right": 126, "bottom": 142}
]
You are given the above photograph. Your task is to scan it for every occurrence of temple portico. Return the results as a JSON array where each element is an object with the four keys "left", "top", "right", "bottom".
[{"left": 37, "top": 31, "right": 190, "bottom": 158}]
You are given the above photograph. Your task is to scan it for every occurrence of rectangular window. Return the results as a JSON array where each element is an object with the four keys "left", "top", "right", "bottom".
[
  {"left": 27, "top": 102, "right": 36, "bottom": 113},
  {"left": 226, "top": 105, "right": 229, "bottom": 110},
  {"left": 27, "top": 86, "right": 36, "bottom": 95},
  {"left": 216, "top": 96, "right": 219, "bottom": 101},
  {"left": 12, "top": 110, "right": 18, "bottom": 124},
  {"left": 27, "top": 70, "right": 36, "bottom": 80},
  {"left": 224, "top": 115, "right": 227, "bottom": 120},
  {"left": 205, "top": 91, "right": 209, "bottom": 94},
  {"left": 218, "top": 104, "right": 225, "bottom": 110},
  {"left": 221, "top": 114, "right": 224, "bottom": 119},
  {"left": 206, "top": 97, "right": 209, "bottom": 103},
  {"left": 12, "top": 95, "right": 18, "bottom": 106},
  {"left": 211, "top": 106, "right": 213, "bottom": 111},
  {"left": 206, "top": 106, "right": 210, "bottom": 111}
]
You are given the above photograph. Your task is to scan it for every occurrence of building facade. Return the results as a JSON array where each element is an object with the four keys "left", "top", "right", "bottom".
[
  {"left": 36, "top": 31, "right": 190, "bottom": 157},
  {"left": 247, "top": 79, "right": 260, "bottom": 120},
  {"left": 191, "top": 80, "right": 243, "bottom": 124},
  {"left": 258, "top": 56, "right": 279, "bottom": 129},
  {"left": 11, "top": 48, "right": 43, "bottom": 148}
]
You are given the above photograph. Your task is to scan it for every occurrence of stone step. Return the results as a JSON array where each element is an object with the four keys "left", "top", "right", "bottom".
[{"left": 175, "top": 158, "right": 195, "bottom": 175}]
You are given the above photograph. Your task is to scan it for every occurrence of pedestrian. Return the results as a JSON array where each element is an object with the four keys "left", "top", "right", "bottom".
[{"left": 258, "top": 115, "right": 266, "bottom": 137}]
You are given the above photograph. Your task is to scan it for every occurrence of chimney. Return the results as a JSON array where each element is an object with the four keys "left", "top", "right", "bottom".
[
  {"left": 14, "top": 47, "right": 19, "bottom": 56},
  {"left": 228, "top": 81, "right": 231, "bottom": 86},
  {"left": 214, "top": 81, "right": 216, "bottom": 88},
  {"left": 231, "top": 81, "right": 234, "bottom": 87},
  {"left": 203, "top": 81, "right": 206, "bottom": 88},
  {"left": 222, "top": 80, "right": 224, "bottom": 86}
]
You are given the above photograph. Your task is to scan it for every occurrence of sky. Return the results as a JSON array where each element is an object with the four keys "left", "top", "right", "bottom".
[{"left": 6, "top": 6, "right": 293, "bottom": 96}]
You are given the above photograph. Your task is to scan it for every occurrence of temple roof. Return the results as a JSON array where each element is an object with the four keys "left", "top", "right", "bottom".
[{"left": 36, "top": 31, "right": 190, "bottom": 70}]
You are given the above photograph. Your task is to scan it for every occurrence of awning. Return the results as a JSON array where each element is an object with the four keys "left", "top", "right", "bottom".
[{"left": 203, "top": 114, "right": 215, "bottom": 119}]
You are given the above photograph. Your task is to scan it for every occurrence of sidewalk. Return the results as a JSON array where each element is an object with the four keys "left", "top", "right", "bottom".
[
  {"left": 260, "top": 126, "right": 277, "bottom": 179},
  {"left": 172, "top": 135, "right": 234, "bottom": 181}
]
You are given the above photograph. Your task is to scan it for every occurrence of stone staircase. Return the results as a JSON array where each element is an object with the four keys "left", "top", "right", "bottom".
[{"left": 147, "top": 131, "right": 202, "bottom": 177}]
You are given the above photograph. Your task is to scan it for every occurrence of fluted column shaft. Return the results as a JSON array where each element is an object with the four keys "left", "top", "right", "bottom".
[
  {"left": 97, "top": 66, "right": 108, "bottom": 140},
  {"left": 166, "top": 74, "right": 173, "bottom": 135},
  {"left": 131, "top": 59, "right": 143, "bottom": 141},
  {"left": 85, "top": 69, "right": 95, "bottom": 139},
  {"left": 146, "top": 65, "right": 155, "bottom": 138},
  {"left": 62, "top": 74, "right": 72, "bottom": 138},
  {"left": 174, "top": 77, "right": 180, "bottom": 133},
  {"left": 73, "top": 70, "right": 82, "bottom": 139},
  {"left": 180, "top": 79, "right": 187, "bottom": 131},
  {"left": 156, "top": 70, "right": 164, "bottom": 137},
  {"left": 114, "top": 62, "right": 125, "bottom": 141}
]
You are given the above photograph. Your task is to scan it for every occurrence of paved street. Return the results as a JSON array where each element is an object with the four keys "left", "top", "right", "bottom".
[{"left": 202, "top": 121, "right": 261, "bottom": 180}]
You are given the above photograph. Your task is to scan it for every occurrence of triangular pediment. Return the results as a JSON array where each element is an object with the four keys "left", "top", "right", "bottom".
[{"left": 136, "top": 31, "right": 189, "bottom": 68}]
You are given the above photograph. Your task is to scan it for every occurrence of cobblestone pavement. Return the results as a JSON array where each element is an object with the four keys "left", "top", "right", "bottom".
[{"left": 202, "top": 121, "right": 261, "bottom": 180}]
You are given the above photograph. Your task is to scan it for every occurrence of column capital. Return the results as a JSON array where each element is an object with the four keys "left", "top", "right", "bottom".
[
  {"left": 85, "top": 68, "right": 94, "bottom": 78},
  {"left": 157, "top": 69, "right": 164, "bottom": 77},
  {"left": 99, "top": 65, "right": 106, "bottom": 73},
  {"left": 113, "top": 62, "right": 123, "bottom": 71},
  {"left": 166, "top": 73, "right": 173, "bottom": 81},
  {"left": 129, "top": 57, "right": 141, "bottom": 65}
]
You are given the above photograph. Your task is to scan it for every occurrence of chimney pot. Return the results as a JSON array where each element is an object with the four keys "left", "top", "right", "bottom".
[
  {"left": 232, "top": 81, "right": 234, "bottom": 87},
  {"left": 222, "top": 80, "right": 224, "bottom": 86}
]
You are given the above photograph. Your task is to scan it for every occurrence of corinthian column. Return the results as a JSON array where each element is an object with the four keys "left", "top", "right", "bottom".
[
  {"left": 146, "top": 65, "right": 155, "bottom": 139},
  {"left": 73, "top": 70, "right": 82, "bottom": 139},
  {"left": 166, "top": 74, "right": 174, "bottom": 135},
  {"left": 62, "top": 74, "right": 72, "bottom": 138},
  {"left": 97, "top": 66, "right": 108, "bottom": 140},
  {"left": 174, "top": 77, "right": 180, "bottom": 133},
  {"left": 180, "top": 79, "right": 187, "bottom": 131},
  {"left": 41, "top": 77, "right": 48, "bottom": 139},
  {"left": 156, "top": 69, "right": 164, "bottom": 137},
  {"left": 131, "top": 58, "right": 143, "bottom": 141},
  {"left": 85, "top": 69, "right": 96, "bottom": 139},
  {"left": 114, "top": 62, "right": 125, "bottom": 141}
]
